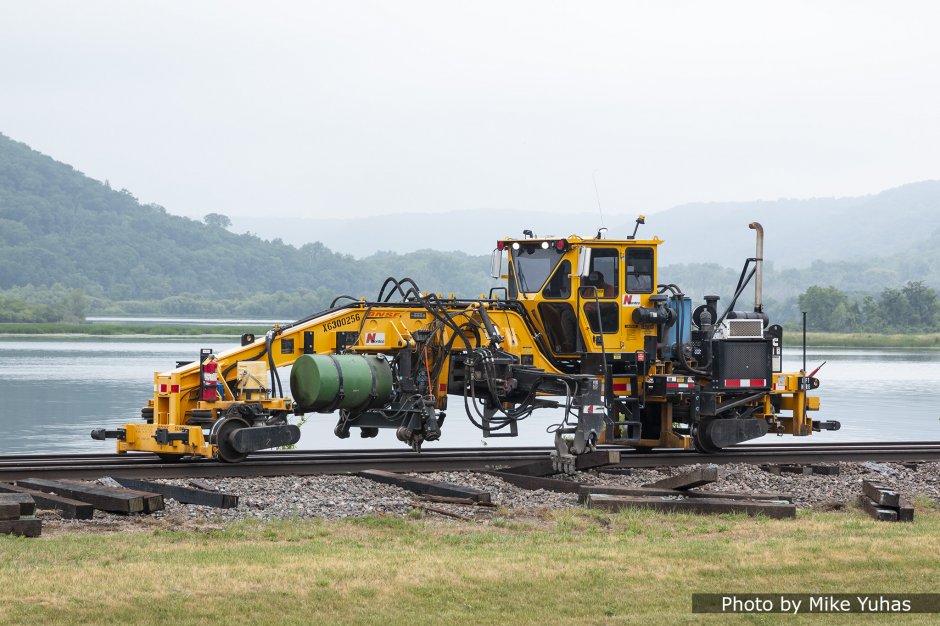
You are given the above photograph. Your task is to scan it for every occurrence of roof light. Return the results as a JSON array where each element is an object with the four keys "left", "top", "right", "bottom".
[
  {"left": 511, "top": 242, "right": 520, "bottom": 250},
  {"left": 496, "top": 241, "right": 505, "bottom": 251},
  {"left": 555, "top": 239, "right": 568, "bottom": 253},
  {"left": 540, "top": 241, "right": 549, "bottom": 249}
]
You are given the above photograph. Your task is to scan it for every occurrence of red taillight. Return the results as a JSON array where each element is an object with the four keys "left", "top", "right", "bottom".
[
  {"left": 497, "top": 241, "right": 505, "bottom": 251},
  {"left": 555, "top": 239, "right": 568, "bottom": 253},
  {"left": 160, "top": 384, "right": 168, "bottom": 393}
]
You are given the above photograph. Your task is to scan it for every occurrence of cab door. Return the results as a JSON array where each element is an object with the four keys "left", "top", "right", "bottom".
[
  {"left": 536, "top": 259, "right": 583, "bottom": 355},
  {"left": 577, "top": 247, "right": 624, "bottom": 352}
]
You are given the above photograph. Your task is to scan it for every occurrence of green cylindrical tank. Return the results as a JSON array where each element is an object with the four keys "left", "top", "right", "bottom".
[{"left": 290, "top": 354, "right": 394, "bottom": 413}]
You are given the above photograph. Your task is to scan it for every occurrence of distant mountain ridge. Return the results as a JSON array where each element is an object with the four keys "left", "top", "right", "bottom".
[
  {"left": 1, "top": 131, "right": 937, "bottom": 321},
  {"left": 232, "top": 181, "right": 940, "bottom": 269},
  {"left": 621, "top": 181, "right": 940, "bottom": 268},
  {"left": 231, "top": 209, "right": 629, "bottom": 258}
]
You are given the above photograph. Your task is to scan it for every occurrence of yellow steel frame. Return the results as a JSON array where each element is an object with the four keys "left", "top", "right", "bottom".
[{"left": 116, "top": 235, "right": 819, "bottom": 458}]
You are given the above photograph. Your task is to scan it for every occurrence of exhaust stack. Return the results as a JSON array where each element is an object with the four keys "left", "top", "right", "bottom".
[{"left": 748, "top": 222, "right": 763, "bottom": 313}]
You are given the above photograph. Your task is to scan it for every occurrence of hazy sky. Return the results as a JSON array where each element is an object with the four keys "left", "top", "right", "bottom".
[{"left": 1, "top": 1, "right": 938, "bottom": 220}]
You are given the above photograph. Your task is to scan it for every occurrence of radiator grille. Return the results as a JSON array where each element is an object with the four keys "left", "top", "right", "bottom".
[
  {"left": 716, "top": 341, "right": 771, "bottom": 383},
  {"left": 727, "top": 319, "right": 764, "bottom": 338}
]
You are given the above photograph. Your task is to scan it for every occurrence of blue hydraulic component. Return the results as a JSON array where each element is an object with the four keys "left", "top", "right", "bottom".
[{"left": 663, "top": 296, "right": 691, "bottom": 359}]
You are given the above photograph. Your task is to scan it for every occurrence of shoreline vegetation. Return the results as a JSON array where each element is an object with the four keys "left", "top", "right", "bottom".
[
  {"left": 0, "top": 322, "right": 271, "bottom": 337},
  {"left": 782, "top": 330, "right": 940, "bottom": 349},
  {"left": 0, "top": 322, "right": 938, "bottom": 348}
]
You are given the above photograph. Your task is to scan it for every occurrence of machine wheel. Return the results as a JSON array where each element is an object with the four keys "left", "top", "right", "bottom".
[
  {"left": 214, "top": 417, "right": 251, "bottom": 463},
  {"left": 692, "top": 418, "right": 722, "bottom": 454}
]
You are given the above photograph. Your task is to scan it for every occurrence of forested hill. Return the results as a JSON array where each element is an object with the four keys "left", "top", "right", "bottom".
[
  {"left": 2, "top": 131, "right": 937, "bottom": 324},
  {"left": 0, "top": 133, "right": 492, "bottom": 317}
]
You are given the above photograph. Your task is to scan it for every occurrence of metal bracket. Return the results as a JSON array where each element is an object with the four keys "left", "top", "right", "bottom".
[
  {"left": 90, "top": 428, "right": 126, "bottom": 441},
  {"left": 153, "top": 427, "right": 190, "bottom": 446}
]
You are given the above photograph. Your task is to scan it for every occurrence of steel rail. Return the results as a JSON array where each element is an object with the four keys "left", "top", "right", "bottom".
[
  {"left": 610, "top": 442, "right": 940, "bottom": 468},
  {"left": 0, "top": 442, "right": 938, "bottom": 480},
  {"left": 0, "top": 448, "right": 553, "bottom": 480}
]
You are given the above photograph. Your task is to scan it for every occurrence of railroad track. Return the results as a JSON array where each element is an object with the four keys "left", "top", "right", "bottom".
[
  {"left": 1, "top": 442, "right": 939, "bottom": 480},
  {"left": 609, "top": 441, "right": 940, "bottom": 467},
  {"left": 0, "top": 447, "right": 553, "bottom": 481}
]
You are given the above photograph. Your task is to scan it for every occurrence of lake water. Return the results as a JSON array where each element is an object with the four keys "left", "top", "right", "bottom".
[{"left": 0, "top": 336, "right": 938, "bottom": 455}]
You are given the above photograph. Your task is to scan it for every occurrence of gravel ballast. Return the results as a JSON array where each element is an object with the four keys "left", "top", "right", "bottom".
[{"left": 38, "top": 461, "right": 940, "bottom": 535}]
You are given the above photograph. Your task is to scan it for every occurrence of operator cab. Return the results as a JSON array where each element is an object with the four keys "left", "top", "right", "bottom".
[{"left": 492, "top": 231, "right": 661, "bottom": 357}]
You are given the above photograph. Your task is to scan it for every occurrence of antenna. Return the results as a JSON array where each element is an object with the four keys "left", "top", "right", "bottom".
[{"left": 591, "top": 169, "right": 605, "bottom": 228}]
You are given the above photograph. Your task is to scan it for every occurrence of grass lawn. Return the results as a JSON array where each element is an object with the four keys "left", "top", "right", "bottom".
[
  {"left": 798, "top": 332, "right": 940, "bottom": 349},
  {"left": 1, "top": 506, "right": 939, "bottom": 625}
]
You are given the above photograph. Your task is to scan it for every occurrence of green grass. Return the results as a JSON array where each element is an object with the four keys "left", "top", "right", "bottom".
[
  {"left": 798, "top": 331, "right": 940, "bottom": 349},
  {"left": 0, "top": 323, "right": 271, "bottom": 336},
  {"left": 4, "top": 322, "right": 939, "bottom": 347},
  {"left": 1, "top": 507, "right": 939, "bottom": 625}
]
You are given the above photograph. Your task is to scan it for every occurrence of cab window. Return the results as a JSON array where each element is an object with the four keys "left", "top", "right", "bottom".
[
  {"left": 626, "top": 247, "right": 654, "bottom": 293},
  {"left": 542, "top": 260, "right": 571, "bottom": 299},
  {"left": 538, "top": 302, "right": 580, "bottom": 352},
  {"left": 580, "top": 248, "right": 619, "bottom": 334},
  {"left": 579, "top": 248, "right": 618, "bottom": 299},
  {"left": 510, "top": 245, "right": 564, "bottom": 293},
  {"left": 583, "top": 302, "right": 619, "bottom": 334}
]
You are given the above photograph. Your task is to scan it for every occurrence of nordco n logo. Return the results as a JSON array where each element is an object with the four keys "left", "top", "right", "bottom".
[
  {"left": 622, "top": 294, "right": 640, "bottom": 307},
  {"left": 365, "top": 332, "right": 386, "bottom": 345}
]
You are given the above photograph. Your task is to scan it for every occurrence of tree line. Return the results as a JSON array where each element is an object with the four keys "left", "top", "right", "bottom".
[
  {"left": 798, "top": 281, "right": 939, "bottom": 333},
  {"left": 0, "top": 288, "right": 87, "bottom": 323},
  {"left": 0, "top": 132, "right": 496, "bottom": 320}
]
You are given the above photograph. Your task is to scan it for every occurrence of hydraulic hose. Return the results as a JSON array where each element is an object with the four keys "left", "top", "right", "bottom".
[{"left": 265, "top": 331, "right": 283, "bottom": 398}]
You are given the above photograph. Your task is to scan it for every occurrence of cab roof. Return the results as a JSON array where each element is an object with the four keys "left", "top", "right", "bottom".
[{"left": 497, "top": 234, "right": 662, "bottom": 246}]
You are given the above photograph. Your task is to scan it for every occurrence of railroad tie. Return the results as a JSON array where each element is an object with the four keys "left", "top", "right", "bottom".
[
  {"left": 0, "top": 482, "right": 94, "bottom": 519},
  {"left": 760, "top": 463, "right": 840, "bottom": 476},
  {"left": 483, "top": 471, "right": 583, "bottom": 494},
  {"left": 0, "top": 493, "right": 36, "bottom": 517},
  {"left": 110, "top": 477, "right": 238, "bottom": 509},
  {"left": 858, "top": 479, "right": 914, "bottom": 522},
  {"left": 643, "top": 465, "right": 720, "bottom": 490},
  {"left": 15, "top": 478, "right": 162, "bottom": 515},
  {"left": 500, "top": 450, "right": 621, "bottom": 477},
  {"left": 0, "top": 493, "right": 41, "bottom": 537},
  {"left": 584, "top": 493, "right": 796, "bottom": 519},
  {"left": 357, "top": 470, "right": 492, "bottom": 504},
  {"left": 579, "top": 485, "right": 793, "bottom": 505}
]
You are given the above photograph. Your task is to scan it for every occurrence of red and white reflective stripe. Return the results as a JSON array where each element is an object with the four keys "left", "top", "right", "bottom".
[
  {"left": 724, "top": 378, "right": 766, "bottom": 388},
  {"left": 666, "top": 375, "right": 693, "bottom": 391}
]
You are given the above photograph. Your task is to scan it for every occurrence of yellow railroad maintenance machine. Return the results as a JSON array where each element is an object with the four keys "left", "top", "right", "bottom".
[{"left": 92, "top": 219, "right": 836, "bottom": 467}]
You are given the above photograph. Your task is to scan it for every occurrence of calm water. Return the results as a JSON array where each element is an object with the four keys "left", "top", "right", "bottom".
[{"left": 0, "top": 337, "right": 938, "bottom": 454}]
